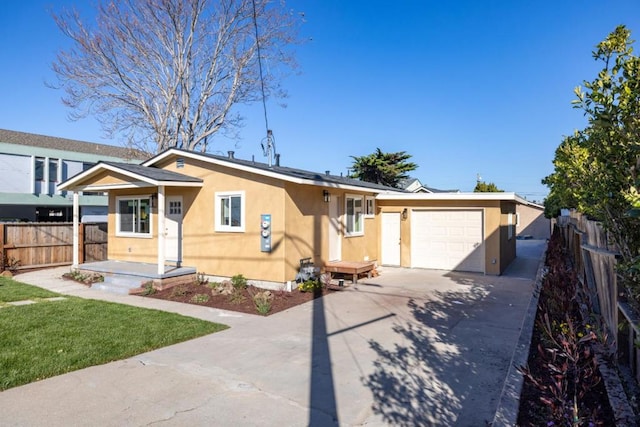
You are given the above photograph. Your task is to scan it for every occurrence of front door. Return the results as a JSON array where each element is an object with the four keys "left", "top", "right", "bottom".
[
  {"left": 381, "top": 212, "right": 401, "bottom": 266},
  {"left": 165, "top": 196, "right": 183, "bottom": 266},
  {"left": 328, "top": 195, "right": 341, "bottom": 261}
]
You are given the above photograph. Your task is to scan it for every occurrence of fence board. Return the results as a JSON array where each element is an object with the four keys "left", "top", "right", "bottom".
[{"left": 0, "top": 222, "right": 107, "bottom": 270}]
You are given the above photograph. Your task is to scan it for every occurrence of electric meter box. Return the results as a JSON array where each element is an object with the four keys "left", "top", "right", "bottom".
[{"left": 260, "top": 214, "right": 271, "bottom": 252}]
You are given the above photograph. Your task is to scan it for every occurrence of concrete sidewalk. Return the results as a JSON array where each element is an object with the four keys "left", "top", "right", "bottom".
[{"left": 1, "top": 241, "right": 545, "bottom": 426}]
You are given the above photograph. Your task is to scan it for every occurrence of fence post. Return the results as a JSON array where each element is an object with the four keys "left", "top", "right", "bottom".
[{"left": 79, "top": 223, "right": 85, "bottom": 265}]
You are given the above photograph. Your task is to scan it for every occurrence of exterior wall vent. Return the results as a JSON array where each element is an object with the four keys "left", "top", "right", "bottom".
[{"left": 176, "top": 158, "right": 185, "bottom": 168}]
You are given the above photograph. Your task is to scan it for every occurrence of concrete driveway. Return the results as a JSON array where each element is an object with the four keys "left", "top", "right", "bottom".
[{"left": 1, "top": 241, "right": 544, "bottom": 426}]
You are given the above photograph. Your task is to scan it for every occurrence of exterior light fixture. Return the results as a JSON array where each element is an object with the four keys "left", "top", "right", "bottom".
[
  {"left": 150, "top": 193, "right": 157, "bottom": 209},
  {"left": 402, "top": 208, "right": 408, "bottom": 220},
  {"left": 323, "top": 190, "right": 330, "bottom": 203}
]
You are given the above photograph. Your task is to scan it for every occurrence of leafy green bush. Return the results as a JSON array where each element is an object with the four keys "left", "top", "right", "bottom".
[
  {"left": 140, "top": 281, "right": 155, "bottom": 296},
  {"left": 231, "top": 274, "right": 248, "bottom": 290},
  {"left": 170, "top": 285, "right": 188, "bottom": 298},
  {"left": 253, "top": 291, "right": 273, "bottom": 315},
  {"left": 228, "top": 288, "right": 246, "bottom": 304},
  {"left": 194, "top": 272, "right": 209, "bottom": 286},
  {"left": 190, "top": 293, "right": 210, "bottom": 304},
  {"left": 299, "top": 279, "right": 322, "bottom": 293}
]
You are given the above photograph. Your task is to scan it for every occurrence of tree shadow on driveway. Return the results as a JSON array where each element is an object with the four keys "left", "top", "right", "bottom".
[{"left": 363, "top": 278, "right": 521, "bottom": 426}]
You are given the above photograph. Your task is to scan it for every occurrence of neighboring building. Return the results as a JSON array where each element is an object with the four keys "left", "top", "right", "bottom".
[
  {"left": 516, "top": 200, "right": 551, "bottom": 240},
  {"left": 60, "top": 148, "right": 528, "bottom": 289},
  {"left": 399, "top": 177, "right": 459, "bottom": 194},
  {"left": 0, "top": 129, "right": 145, "bottom": 222}
]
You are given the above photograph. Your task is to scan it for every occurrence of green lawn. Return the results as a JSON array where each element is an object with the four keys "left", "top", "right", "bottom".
[
  {"left": 0, "top": 277, "right": 60, "bottom": 302},
  {"left": 0, "top": 277, "right": 228, "bottom": 390}
]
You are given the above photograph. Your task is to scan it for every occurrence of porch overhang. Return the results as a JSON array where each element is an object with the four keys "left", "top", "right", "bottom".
[
  {"left": 58, "top": 161, "right": 203, "bottom": 192},
  {"left": 61, "top": 161, "right": 203, "bottom": 274}
]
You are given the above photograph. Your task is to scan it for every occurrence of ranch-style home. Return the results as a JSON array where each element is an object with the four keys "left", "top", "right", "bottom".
[{"left": 58, "top": 147, "right": 525, "bottom": 291}]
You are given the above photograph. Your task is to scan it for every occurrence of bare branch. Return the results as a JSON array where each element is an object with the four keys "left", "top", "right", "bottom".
[{"left": 51, "top": 0, "right": 300, "bottom": 154}]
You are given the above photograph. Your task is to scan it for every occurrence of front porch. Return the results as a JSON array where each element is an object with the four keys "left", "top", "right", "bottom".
[{"left": 80, "top": 260, "right": 197, "bottom": 294}]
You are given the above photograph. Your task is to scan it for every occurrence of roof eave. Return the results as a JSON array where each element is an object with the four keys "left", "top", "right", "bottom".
[
  {"left": 376, "top": 192, "right": 527, "bottom": 203},
  {"left": 58, "top": 162, "right": 202, "bottom": 191},
  {"left": 147, "top": 148, "right": 403, "bottom": 194}
]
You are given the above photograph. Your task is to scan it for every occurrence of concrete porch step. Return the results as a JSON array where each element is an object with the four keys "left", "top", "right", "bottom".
[
  {"left": 92, "top": 281, "right": 143, "bottom": 295},
  {"left": 93, "top": 273, "right": 147, "bottom": 295}
]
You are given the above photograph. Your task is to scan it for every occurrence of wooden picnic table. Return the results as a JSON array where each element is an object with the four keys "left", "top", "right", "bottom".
[{"left": 324, "top": 260, "right": 375, "bottom": 284}]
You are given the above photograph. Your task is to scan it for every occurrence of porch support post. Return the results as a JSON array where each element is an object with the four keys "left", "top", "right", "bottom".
[
  {"left": 157, "top": 186, "right": 165, "bottom": 275},
  {"left": 72, "top": 191, "right": 80, "bottom": 269}
]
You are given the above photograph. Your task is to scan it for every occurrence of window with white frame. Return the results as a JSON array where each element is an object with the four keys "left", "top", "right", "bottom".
[
  {"left": 48, "top": 159, "right": 58, "bottom": 182},
  {"left": 365, "top": 196, "right": 375, "bottom": 217},
  {"left": 215, "top": 191, "right": 245, "bottom": 232},
  {"left": 346, "top": 195, "right": 364, "bottom": 235},
  {"left": 508, "top": 212, "right": 514, "bottom": 240},
  {"left": 116, "top": 196, "right": 151, "bottom": 236},
  {"left": 35, "top": 157, "right": 45, "bottom": 181}
]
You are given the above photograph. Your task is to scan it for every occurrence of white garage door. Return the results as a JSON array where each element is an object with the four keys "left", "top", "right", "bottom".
[{"left": 411, "top": 210, "right": 484, "bottom": 273}]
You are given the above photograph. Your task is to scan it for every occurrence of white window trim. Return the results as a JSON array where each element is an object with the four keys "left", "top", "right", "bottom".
[
  {"left": 215, "top": 191, "right": 246, "bottom": 233},
  {"left": 365, "top": 196, "right": 375, "bottom": 217},
  {"left": 345, "top": 194, "right": 364, "bottom": 236},
  {"left": 115, "top": 195, "right": 153, "bottom": 238},
  {"left": 508, "top": 212, "right": 514, "bottom": 240}
]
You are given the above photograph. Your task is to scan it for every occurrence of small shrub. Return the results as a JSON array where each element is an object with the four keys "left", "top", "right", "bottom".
[
  {"left": 194, "top": 272, "right": 209, "bottom": 286},
  {"left": 253, "top": 290, "right": 273, "bottom": 315},
  {"left": 207, "top": 281, "right": 222, "bottom": 290},
  {"left": 231, "top": 274, "right": 248, "bottom": 290},
  {"left": 228, "top": 288, "right": 246, "bottom": 304},
  {"left": 190, "top": 293, "right": 210, "bottom": 304},
  {"left": 170, "top": 285, "right": 188, "bottom": 298},
  {"left": 299, "top": 279, "right": 323, "bottom": 293},
  {"left": 140, "top": 281, "right": 155, "bottom": 296},
  {"left": 0, "top": 252, "right": 20, "bottom": 273},
  {"left": 63, "top": 269, "right": 103, "bottom": 285}
]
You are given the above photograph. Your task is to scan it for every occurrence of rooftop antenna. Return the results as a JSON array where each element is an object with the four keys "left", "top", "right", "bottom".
[
  {"left": 252, "top": 0, "right": 277, "bottom": 167},
  {"left": 261, "top": 130, "right": 276, "bottom": 168}
]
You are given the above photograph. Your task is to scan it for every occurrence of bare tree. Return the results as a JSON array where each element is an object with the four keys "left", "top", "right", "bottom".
[{"left": 51, "top": 0, "right": 300, "bottom": 154}]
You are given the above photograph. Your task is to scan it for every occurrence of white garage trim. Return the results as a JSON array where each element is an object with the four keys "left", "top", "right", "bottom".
[{"left": 410, "top": 209, "right": 485, "bottom": 273}]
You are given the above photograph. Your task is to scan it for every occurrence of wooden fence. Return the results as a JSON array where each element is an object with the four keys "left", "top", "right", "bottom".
[
  {"left": 556, "top": 212, "right": 640, "bottom": 383},
  {"left": 0, "top": 222, "right": 107, "bottom": 271}
]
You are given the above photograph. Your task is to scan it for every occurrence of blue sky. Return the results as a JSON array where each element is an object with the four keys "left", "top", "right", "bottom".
[{"left": 2, "top": 1, "right": 640, "bottom": 201}]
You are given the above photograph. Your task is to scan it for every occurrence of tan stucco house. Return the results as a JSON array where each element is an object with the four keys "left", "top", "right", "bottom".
[{"left": 59, "top": 148, "right": 527, "bottom": 289}]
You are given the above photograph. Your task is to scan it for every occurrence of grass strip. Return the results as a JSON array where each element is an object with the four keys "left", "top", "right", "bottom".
[
  {"left": 0, "top": 295, "right": 227, "bottom": 390},
  {"left": 0, "top": 277, "right": 59, "bottom": 302}
]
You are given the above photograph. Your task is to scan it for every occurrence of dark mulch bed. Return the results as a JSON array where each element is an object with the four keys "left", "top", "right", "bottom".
[
  {"left": 145, "top": 282, "right": 335, "bottom": 316},
  {"left": 517, "top": 319, "right": 614, "bottom": 426},
  {"left": 517, "top": 231, "right": 615, "bottom": 426}
]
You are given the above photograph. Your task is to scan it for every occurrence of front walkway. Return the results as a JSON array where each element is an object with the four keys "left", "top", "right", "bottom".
[{"left": 1, "top": 242, "right": 544, "bottom": 426}]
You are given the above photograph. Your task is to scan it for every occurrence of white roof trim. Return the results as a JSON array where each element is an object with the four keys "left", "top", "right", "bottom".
[
  {"left": 58, "top": 162, "right": 203, "bottom": 191},
  {"left": 72, "top": 181, "right": 202, "bottom": 191},
  {"left": 145, "top": 148, "right": 403, "bottom": 194},
  {"left": 376, "top": 191, "right": 529, "bottom": 204}
]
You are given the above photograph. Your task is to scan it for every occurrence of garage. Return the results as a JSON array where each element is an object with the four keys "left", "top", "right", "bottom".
[{"left": 410, "top": 209, "right": 485, "bottom": 273}]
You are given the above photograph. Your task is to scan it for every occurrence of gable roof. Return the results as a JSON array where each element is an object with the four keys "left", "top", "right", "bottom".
[
  {"left": 399, "top": 177, "right": 459, "bottom": 194},
  {"left": 145, "top": 148, "right": 406, "bottom": 194},
  {"left": 0, "top": 129, "right": 147, "bottom": 161},
  {"left": 58, "top": 161, "right": 203, "bottom": 191}
]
